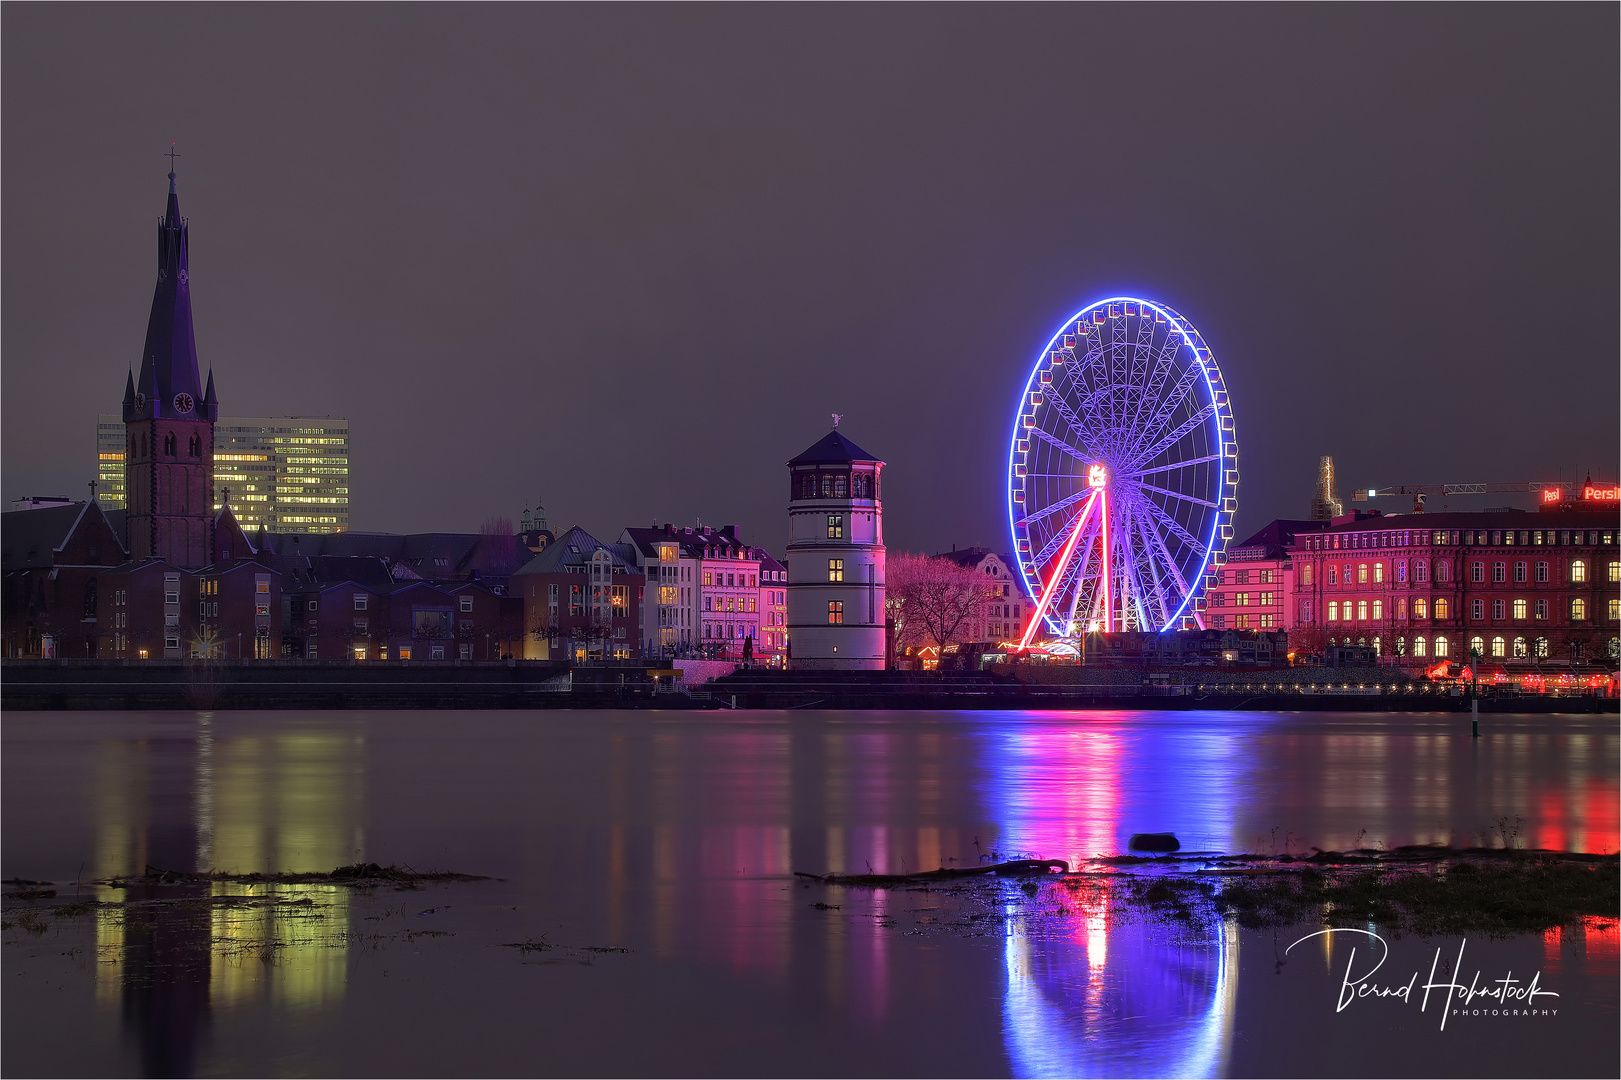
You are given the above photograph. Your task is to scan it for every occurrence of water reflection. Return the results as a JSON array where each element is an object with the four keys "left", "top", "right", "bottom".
[
  {"left": 87, "top": 716, "right": 362, "bottom": 1076},
  {"left": 1004, "top": 901, "right": 1238, "bottom": 1079}
]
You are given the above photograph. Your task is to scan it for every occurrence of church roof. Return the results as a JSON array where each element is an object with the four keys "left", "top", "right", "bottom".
[
  {"left": 787, "top": 430, "right": 883, "bottom": 466},
  {"left": 125, "top": 168, "right": 214, "bottom": 424}
]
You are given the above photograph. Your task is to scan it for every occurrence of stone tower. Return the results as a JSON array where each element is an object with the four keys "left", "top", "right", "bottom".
[
  {"left": 785, "top": 427, "right": 886, "bottom": 670},
  {"left": 122, "top": 166, "right": 218, "bottom": 568},
  {"left": 1310, "top": 455, "right": 1343, "bottom": 522}
]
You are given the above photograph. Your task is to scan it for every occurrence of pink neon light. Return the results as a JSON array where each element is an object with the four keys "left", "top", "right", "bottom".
[
  {"left": 1018, "top": 491, "right": 1098, "bottom": 650},
  {"left": 1100, "top": 487, "right": 1113, "bottom": 633}
]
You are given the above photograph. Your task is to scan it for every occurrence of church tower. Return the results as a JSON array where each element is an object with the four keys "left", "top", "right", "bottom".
[
  {"left": 785, "top": 425, "right": 887, "bottom": 670},
  {"left": 122, "top": 163, "right": 217, "bottom": 569}
]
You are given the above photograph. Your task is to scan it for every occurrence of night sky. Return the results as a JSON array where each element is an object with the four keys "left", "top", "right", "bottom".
[{"left": 4, "top": 6, "right": 1616, "bottom": 555}]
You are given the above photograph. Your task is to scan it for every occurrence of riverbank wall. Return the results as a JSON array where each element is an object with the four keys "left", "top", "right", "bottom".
[{"left": 2, "top": 660, "right": 1613, "bottom": 712}]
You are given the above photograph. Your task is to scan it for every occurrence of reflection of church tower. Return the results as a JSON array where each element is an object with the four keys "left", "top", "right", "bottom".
[{"left": 123, "top": 163, "right": 217, "bottom": 568}]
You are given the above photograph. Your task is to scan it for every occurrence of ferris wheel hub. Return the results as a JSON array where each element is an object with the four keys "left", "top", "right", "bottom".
[{"left": 1087, "top": 464, "right": 1108, "bottom": 489}]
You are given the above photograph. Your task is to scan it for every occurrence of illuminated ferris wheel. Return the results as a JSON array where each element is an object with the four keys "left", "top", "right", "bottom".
[{"left": 1007, "top": 297, "right": 1238, "bottom": 642}]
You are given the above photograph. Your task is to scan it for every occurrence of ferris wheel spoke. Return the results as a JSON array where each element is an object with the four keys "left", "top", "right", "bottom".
[
  {"left": 1139, "top": 497, "right": 1209, "bottom": 559},
  {"left": 1016, "top": 486, "right": 1093, "bottom": 529},
  {"left": 1044, "top": 391, "right": 1111, "bottom": 458},
  {"left": 1120, "top": 454, "right": 1222, "bottom": 479},
  {"left": 1116, "top": 501, "right": 1156, "bottom": 630},
  {"left": 1123, "top": 367, "right": 1202, "bottom": 464},
  {"left": 1030, "top": 417, "right": 1101, "bottom": 464},
  {"left": 1135, "top": 482, "right": 1219, "bottom": 510},
  {"left": 1125, "top": 403, "right": 1217, "bottom": 474},
  {"left": 1139, "top": 515, "right": 1198, "bottom": 626},
  {"left": 1124, "top": 336, "right": 1187, "bottom": 453},
  {"left": 1125, "top": 511, "right": 1167, "bottom": 628}
]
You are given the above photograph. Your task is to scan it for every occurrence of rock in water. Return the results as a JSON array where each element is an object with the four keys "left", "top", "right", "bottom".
[{"left": 1129, "top": 832, "right": 1181, "bottom": 854}]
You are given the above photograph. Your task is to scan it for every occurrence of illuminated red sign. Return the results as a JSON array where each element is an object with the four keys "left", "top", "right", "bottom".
[
  {"left": 1541, "top": 488, "right": 1561, "bottom": 503},
  {"left": 1584, "top": 484, "right": 1620, "bottom": 501}
]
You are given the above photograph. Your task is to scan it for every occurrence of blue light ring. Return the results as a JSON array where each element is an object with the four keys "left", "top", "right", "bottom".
[{"left": 1006, "top": 297, "right": 1238, "bottom": 631}]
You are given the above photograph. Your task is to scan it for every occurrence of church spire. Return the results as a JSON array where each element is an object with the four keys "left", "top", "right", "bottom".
[{"left": 125, "top": 154, "right": 207, "bottom": 424}]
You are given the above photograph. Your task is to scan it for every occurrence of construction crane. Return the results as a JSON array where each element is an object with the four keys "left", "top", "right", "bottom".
[{"left": 1353, "top": 481, "right": 1578, "bottom": 514}]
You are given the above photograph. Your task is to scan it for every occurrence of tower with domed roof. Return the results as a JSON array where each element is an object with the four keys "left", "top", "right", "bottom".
[
  {"left": 785, "top": 423, "right": 886, "bottom": 670},
  {"left": 122, "top": 162, "right": 217, "bottom": 568}
]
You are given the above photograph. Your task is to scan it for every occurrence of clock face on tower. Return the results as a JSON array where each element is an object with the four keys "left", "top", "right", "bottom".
[{"left": 173, "top": 393, "right": 194, "bottom": 414}]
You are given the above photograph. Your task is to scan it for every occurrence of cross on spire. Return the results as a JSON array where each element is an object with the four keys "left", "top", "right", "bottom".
[{"left": 166, "top": 143, "right": 181, "bottom": 174}]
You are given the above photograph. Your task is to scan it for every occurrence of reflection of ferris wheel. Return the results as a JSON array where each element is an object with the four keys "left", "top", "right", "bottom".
[{"left": 1007, "top": 297, "right": 1237, "bottom": 641}]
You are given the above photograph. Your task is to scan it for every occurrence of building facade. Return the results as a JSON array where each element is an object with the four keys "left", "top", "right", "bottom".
[
  {"left": 1202, "top": 520, "right": 1329, "bottom": 633},
  {"left": 937, "top": 548, "right": 1032, "bottom": 644},
  {"left": 785, "top": 429, "right": 887, "bottom": 670},
  {"left": 99, "top": 414, "right": 350, "bottom": 534},
  {"left": 511, "top": 526, "right": 644, "bottom": 661},
  {"left": 1288, "top": 509, "right": 1619, "bottom": 669}
]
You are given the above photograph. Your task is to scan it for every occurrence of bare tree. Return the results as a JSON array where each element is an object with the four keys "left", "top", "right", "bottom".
[{"left": 886, "top": 553, "right": 999, "bottom": 656}]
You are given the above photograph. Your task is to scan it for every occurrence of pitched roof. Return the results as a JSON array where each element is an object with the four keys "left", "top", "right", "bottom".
[
  {"left": 511, "top": 525, "right": 640, "bottom": 575},
  {"left": 1, "top": 501, "right": 126, "bottom": 572},
  {"left": 787, "top": 430, "right": 882, "bottom": 466}
]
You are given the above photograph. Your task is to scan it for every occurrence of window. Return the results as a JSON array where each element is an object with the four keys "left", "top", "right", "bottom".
[
  {"left": 1415, "top": 560, "right": 1429, "bottom": 583},
  {"left": 1470, "top": 562, "right": 1484, "bottom": 583},
  {"left": 1492, "top": 562, "right": 1506, "bottom": 583},
  {"left": 1413, "top": 636, "right": 1427, "bottom": 657},
  {"left": 1433, "top": 636, "right": 1449, "bottom": 658},
  {"left": 1571, "top": 598, "right": 1587, "bottom": 621},
  {"left": 1235, "top": 614, "right": 1251, "bottom": 629},
  {"left": 255, "top": 602, "right": 269, "bottom": 617},
  {"left": 165, "top": 591, "right": 180, "bottom": 605},
  {"left": 1372, "top": 599, "right": 1383, "bottom": 620},
  {"left": 1611, "top": 560, "right": 1620, "bottom": 583},
  {"left": 1357, "top": 564, "right": 1368, "bottom": 584},
  {"left": 1611, "top": 598, "right": 1621, "bottom": 622},
  {"left": 1260, "top": 614, "right": 1275, "bottom": 628},
  {"left": 1533, "top": 636, "right": 1549, "bottom": 659},
  {"left": 1512, "top": 599, "right": 1527, "bottom": 620},
  {"left": 1373, "top": 562, "right": 1384, "bottom": 584},
  {"left": 1396, "top": 560, "right": 1408, "bottom": 583},
  {"left": 1535, "top": 599, "right": 1548, "bottom": 621},
  {"left": 1488, "top": 635, "right": 1504, "bottom": 657},
  {"left": 1413, "top": 598, "right": 1428, "bottom": 619},
  {"left": 828, "top": 559, "right": 844, "bottom": 582},
  {"left": 821, "top": 475, "right": 833, "bottom": 497},
  {"left": 1471, "top": 599, "right": 1484, "bottom": 620},
  {"left": 1327, "top": 601, "right": 1339, "bottom": 621},
  {"left": 1511, "top": 637, "right": 1526, "bottom": 659},
  {"left": 827, "top": 600, "right": 844, "bottom": 625},
  {"left": 1493, "top": 599, "right": 1505, "bottom": 620},
  {"left": 1570, "top": 559, "right": 1588, "bottom": 583},
  {"left": 1513, "top": 562, "right": 1527, "bottom": 583},
  {"left": 1395, "top": 597, "right": 1407, "bottom": 619},
  {"left": 1470, "top": 635, "right": 1485, "bottom": 655},
  {"left": 1535, "top": 562, "right": 1549, "bottom": 583},
  {"left": 827, "top": 515, "right": 844, "bottom": 540},
  {"left": 1357, "top": 600, "right": 1369, "bottom": 621},
  {"left": 1260, "top": 569, "right": 1274, "bottom": 584},
  {"left": 165, "top": 613, "right": 179, "bottom": 627},
  {"left": 460, "top": 596, "right": 474, "bottom": 612},
  {"left": 1235, "top": 570, "right": 1249, "bottom": 585},
  {"left": 1260, "top": 591, "right": 1274, "bottom": 606},
  {"left": 1301, "top": 564, "right": 1313, "bottom": 586},
  {"left": 1211, "top": 593, "right": 1226, "bottom": 607},
  {"left": 354, "top": 594, "right": 367, "bottom": 610},
  {"left": 1436, "top": 560, "right": 1450, "bottom": 583},
  {"left": 834, "top": 476, "right": 847, "bottom": 497},
  {"left": 1433, "top": 598, "right": 1449, "bottom": 619},
  {"left": 309, "top": 599, "right": 318, "bottom": 611},
  {"left": 1235, "top": 592, "right": 1250, "bottom": 607},
  {"left": 1327, "top": 567, "right": 1338, "bottom": 585}
]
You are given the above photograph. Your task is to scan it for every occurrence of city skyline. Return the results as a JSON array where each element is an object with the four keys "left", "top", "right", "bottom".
[{"left": 2, "top": 6, "right": 1617, "bottom": 557}]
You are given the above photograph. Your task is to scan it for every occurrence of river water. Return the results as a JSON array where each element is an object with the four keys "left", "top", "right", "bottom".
[{"left": 3, "top": 709, "right": 1616, "bottom": 1078}]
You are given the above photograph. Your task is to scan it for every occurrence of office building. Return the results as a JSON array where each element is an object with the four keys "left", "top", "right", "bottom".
[{"left": 99, "top": 414, "right": 349, "bottom": 533}]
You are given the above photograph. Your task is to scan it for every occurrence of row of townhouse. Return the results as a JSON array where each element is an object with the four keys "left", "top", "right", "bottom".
[
  {"left": 1200, "top": 509, "right": 1620, "bottom": 669},
  {"left": 515, "top": 522, "right": 789, "bottom": 664},
  {"left": 289, "top": 579, "right": 520, "bottom": 661}
]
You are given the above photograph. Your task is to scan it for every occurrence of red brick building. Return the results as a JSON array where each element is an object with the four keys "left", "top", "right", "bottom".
[
  {"left": 512, "top": 525, "right": 644, "bottom": 661},
  {"left": 1288, "top": 509, "right": 1618, "bottom": 671}
]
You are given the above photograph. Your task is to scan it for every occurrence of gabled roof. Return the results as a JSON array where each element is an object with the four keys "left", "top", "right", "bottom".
[
  {"left": 1231, "top": 519, "right": 1328, "bottom": 558},
  {"left": 1, "top": 501, "right": 126, "bottom": 572},
  {"left": 787, "top": 430, "right": 882, "bottom": 466},
  {"left": 511, "top": 525, "right": 640, "bottom": 575}
]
